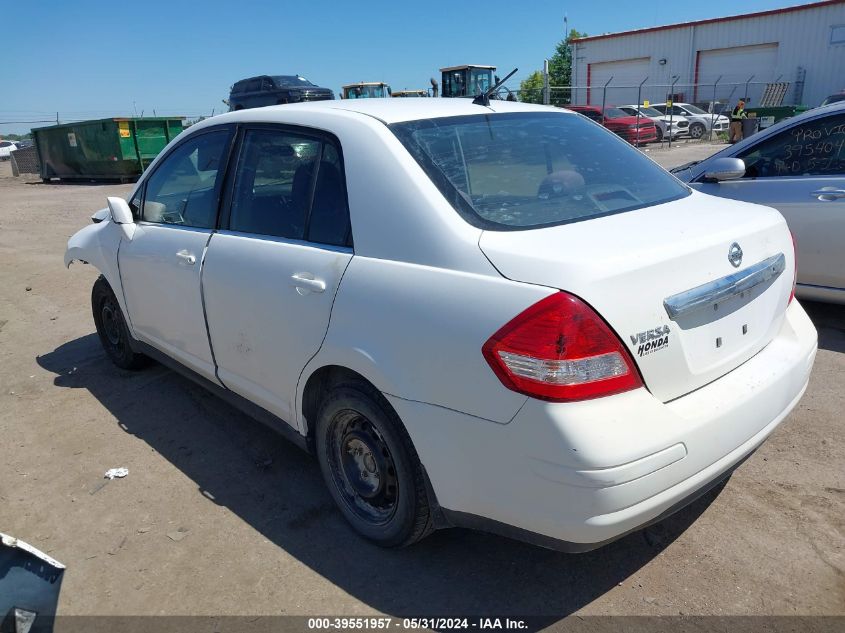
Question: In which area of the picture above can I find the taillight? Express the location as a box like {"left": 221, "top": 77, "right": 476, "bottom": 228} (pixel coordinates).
{"left": 789, "top": 232, "right": 797, "bottom": 304}
{"left": 482, "top": 292, "right": 643, "bottom": 402}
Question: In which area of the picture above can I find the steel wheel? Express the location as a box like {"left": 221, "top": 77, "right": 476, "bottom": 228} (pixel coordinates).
{"left": 100, "top": 298, "right": 123, "bottom": 347}
{"left": 315, "top": 382, "right": 434, "bottom": 547}
{"left": 327, "top": 410, "right": 399, "bottom": 525}
{"left": 91, "top": 276, "right": 149, "bottom": 370}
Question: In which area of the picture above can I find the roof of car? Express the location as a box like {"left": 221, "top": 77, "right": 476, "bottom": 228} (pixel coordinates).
{"left": 214, "top": 98, "right": 569, "bottom": 125}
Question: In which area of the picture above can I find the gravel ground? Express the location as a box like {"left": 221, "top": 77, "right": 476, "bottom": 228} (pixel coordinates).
{"left": 0, "top": 156, "right": 842, "bottom": 622}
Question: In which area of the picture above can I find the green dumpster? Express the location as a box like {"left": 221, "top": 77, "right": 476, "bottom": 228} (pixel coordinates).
{"left": 745, "top": 106, "right": 809, "bottom": 129}
{"left": 32, "top": 117, "right": 184, "bottom": 182}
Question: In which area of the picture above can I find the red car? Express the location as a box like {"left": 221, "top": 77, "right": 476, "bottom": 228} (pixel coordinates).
{"left": 566, "top": 105, "right": 658, "bottom": 145}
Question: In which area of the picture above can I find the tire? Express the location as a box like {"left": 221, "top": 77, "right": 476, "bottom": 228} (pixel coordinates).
{"left": 655, "top": 127, "right": 664, "bottom": 143}
{"left": 91, "top": 277, "right": 148, "bottom": 370}
{"left": 689, "top": 122, "right": 705, "bottom": 139}
{"left": 315, "top": 381, "right": 434, "bottom": 547}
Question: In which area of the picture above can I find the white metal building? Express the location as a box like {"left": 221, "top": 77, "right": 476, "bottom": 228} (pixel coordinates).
{"left": 570, "top": 0, "right": 845, "bottom": 107}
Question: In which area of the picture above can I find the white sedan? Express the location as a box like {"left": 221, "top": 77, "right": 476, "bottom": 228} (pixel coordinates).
{"left": 672, "top": 101, "right": 845, "bottom": 304}
{"left": 0, "top": 140, "right": 18, "bottom": 160}
{"left": 618, "top": 105, "right": 690, "bottom": 141}
{"left": 65, "top": 99, "right": 817, "bottom": 551}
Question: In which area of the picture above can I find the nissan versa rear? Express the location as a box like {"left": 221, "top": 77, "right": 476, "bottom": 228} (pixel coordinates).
{"left": 65, "top": 100, "right": 817, "bottom": 551}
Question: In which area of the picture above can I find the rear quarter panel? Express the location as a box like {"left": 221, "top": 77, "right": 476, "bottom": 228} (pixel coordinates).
{"left": 299, "top": 256, "right": 554, "bottom": 426}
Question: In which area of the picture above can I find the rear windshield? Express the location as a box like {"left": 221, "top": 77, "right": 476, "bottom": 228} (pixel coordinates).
{"left": 390, "top": 112, "right": 690, "bottom": 230}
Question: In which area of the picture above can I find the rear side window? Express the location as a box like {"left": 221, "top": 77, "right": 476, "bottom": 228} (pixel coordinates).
{"left": 228, "top": 128, "right": 350, "bottom": 245}
{"left": 390, "top": 112, "right": 690, "bottom": 230}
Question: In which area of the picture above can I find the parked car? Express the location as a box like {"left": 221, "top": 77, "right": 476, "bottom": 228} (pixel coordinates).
{"left": 820, "top": 91, "right": 845, "bottom": 107}
{"left": 618, "top": 105, "right": 690, "bottom": 142}
{"left": 228, "top": 75, "right": 334, "bottom": 110}
{"left": 66, "top": 99, "right": 816, "bottom": 552}
{"left": 565, "top": 105, "right": 658, "bottom": 145}
{"left": 652, "top": 102, "right": 730, "bottom": 139}
{"left": 672, "top": 101, "right": 845, "bottom": 304}
{"left": 0, "top": 140, "right": 18, "bottom": 160}
{"left": 692, "top": 101, "right": 731, "bottom": 117}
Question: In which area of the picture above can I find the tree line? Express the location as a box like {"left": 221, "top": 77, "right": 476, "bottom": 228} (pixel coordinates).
{"left": 519, "top": 29, "right": 586, "bottom": 105}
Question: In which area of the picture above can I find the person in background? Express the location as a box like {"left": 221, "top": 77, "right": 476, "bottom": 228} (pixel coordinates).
{"left": 730, "top": 99, "right": 747, "bottom": 143}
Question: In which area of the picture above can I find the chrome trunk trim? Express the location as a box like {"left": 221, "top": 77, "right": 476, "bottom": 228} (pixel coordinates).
{"left": 664, "top": 253, "right": 785, "bottom": 321}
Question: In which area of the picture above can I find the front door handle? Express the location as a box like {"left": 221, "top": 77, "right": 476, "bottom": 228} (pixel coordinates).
{"left": 811, "top": 188, "right": 845, "bottom": 201}
{"left": 291, "top": 273, "right": 326, "bottom": 294}
{"left": 175, "top": 250, "right": 196, "bottom": 265}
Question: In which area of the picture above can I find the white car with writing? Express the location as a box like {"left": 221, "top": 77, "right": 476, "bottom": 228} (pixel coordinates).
{"left": 672, "top": 101, "right": 845, "bottom": 304}
{"left": 65, "top": 99, "right": 817, "bottom": 551}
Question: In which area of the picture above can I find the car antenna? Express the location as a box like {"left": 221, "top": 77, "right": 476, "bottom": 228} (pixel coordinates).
{"left": 473, "top": 68, "right": 518, "bottom": 106}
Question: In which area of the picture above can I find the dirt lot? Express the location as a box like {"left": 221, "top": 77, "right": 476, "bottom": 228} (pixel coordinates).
{"left": 0, "top": 156, "right": 843, "bottom": 622}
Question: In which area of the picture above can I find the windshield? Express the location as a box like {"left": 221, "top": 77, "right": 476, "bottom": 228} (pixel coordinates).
{"left": 682, "top": 104, "right": 707, "bottom": 115}
{"left": 390, "top": 112, "right": 690, "bottom": 230}
{"left": 603, "top": 108, "right": 629, "bottom": 119}
{"left": 638, "top": 107, "right": 662, "bottom": 117}
{"left": 345, "top": 85, "right": 388, "bottom": 98}
{"left": 469, "top": 69, "right": 493, "bottom": 95}
{"left": 273, "top": 75, "right": 315, "bottom": 87}
{"left": 821, "top": 94, "right": 845, "bottom": 106}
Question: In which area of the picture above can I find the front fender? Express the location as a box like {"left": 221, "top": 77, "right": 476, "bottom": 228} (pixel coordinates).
{"left": 65, "top": 215, "right": 135, "bottom": 336}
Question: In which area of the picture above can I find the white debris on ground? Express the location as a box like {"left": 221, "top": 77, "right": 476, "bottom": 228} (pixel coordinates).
{"left": 104, "top": 467, "right": 129, "bottom": 480}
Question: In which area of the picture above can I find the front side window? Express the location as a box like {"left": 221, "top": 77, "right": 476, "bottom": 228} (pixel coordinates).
{"left": 141, "top": 129, "right": 231, "bottom": 228}
{"left": 229, "top": 128, "right": 350, "bottom": 245}
{"left": 737, "top": 113, "right": 845, "bottom": 178}
{"left": 391, "top": 112, "right": 690, "bottom": 230}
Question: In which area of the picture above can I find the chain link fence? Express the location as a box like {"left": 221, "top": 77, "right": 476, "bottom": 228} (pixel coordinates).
{"left": 508, "top": 77, "right": 806, "bottom": 145}
{"left": 10, "top": 147, "right": 40, "bottom": 176}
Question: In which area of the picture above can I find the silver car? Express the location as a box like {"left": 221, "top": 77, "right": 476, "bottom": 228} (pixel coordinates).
{"left": 672, "top": 101, "right": 845, "bottom": 304}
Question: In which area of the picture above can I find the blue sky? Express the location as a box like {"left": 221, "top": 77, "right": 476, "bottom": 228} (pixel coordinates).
{"left": 2, "top": 0, "right": 800, "bottom": 135}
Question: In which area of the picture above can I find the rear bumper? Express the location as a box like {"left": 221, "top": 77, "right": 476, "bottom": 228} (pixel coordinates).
{"left": 389, "top": 301, "right": 817, "bottom": 550}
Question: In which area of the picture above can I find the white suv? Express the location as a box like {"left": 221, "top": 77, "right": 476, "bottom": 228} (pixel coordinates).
{"left": 652, "top": 102, "right": 730, "bottom": 139}
{"left": 619, "top": 105, "right": 690, "bottom": 141}
{"left": 66, "top": 99, "right": 817, "bottom": 551}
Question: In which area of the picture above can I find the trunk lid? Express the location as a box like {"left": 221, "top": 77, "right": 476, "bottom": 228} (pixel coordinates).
{"left": 479, "top": 191, "right": 793, "bottom": 402}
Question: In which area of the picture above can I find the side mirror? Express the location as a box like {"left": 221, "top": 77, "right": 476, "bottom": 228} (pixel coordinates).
{"left": 703, "top": 157, "right": 746, "bottom": 182}
{"left": 107, "top": 197, "right": 134, "bottom": 224}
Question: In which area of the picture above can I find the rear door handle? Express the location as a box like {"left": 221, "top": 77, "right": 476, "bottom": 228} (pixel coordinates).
{"left": 291, "top": 273, "right": 326, "bottom": 294}
{"left": 811, "top": 188, "right": 845, "bottom": 201}
{"left": 175, "top": 250, "right": 196, "bottom": 265}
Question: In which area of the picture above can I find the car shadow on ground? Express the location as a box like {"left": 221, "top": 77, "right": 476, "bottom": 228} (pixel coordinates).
{"left": 38, "top": 334, "right": 725, "bottom": 622}
{"left": 801, "top": 300, "right": 845, "bottom": 353}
